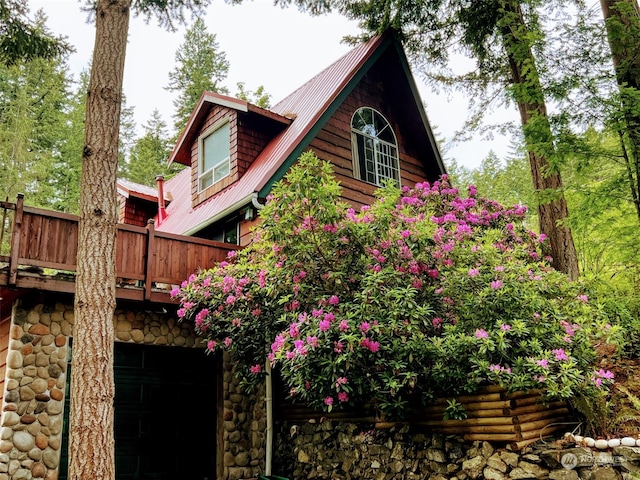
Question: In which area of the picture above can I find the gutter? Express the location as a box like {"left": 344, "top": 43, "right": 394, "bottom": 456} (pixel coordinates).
{"left": 182, "top": 193, "right": 260, "bottom": 237}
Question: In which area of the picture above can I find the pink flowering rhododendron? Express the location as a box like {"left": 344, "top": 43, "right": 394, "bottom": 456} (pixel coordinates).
{"left": 475, "top": 329, "right": 489, "bottom": 339}
{"left": 552, "top": 349, "right": 569, "bottom": 361}
{"left": 335, "top": 377, "right": 348, "bottom": 387}
{"left": 174, "top": 153, "right": 611, "bottom": 416}
{"left": 536, "top": 359, "right": 549, "bottom": 368}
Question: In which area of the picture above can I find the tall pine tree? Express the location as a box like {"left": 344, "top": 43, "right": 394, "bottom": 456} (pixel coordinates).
{"left": 0, "top": 0, "right": 70, "bottom": 64}
{"left": 125, "top": 109, "right": 179, "bottom": 185}
{"left": 166, "top": 17, "right": 229, "bottom": 133}
{"left": 0, "top": 28, "right": 71, "bottom": 207}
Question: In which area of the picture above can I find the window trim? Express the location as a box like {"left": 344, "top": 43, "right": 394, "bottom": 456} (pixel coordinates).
{"left": 351, "top": 107, "right": 400, "bottom": 186}
{"left": 198, "top": 119, "right": 231, "bottom": 192}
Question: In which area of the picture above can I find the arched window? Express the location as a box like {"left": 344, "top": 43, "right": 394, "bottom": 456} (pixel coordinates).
{"left": 351, "top": 107, "right": 400, "bottom": 186}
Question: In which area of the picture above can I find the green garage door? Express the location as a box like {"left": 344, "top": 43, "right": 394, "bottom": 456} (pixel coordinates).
{"left": 60, "top": 343, "right": 218, "bottom": 480}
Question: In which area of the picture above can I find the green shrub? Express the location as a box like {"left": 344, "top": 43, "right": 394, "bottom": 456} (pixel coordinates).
{"left": 174, "top": 152, "right": 614, "bottom": 418}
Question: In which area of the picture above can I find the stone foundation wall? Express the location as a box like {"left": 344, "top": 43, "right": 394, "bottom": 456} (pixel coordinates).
{"left": 10, "top": 299, "right": 635, "bottom": 480}
{"left": 222, "top": 354, "right": 267, "bottom": 480}
{"left": 0, "top": 300, "right": 257, "bottom": 480}
{"left": 272, "top": 421, "right": 640, "bottom": 480}
{"left": 0, "top": 302, "right": 71, "bottom": 480}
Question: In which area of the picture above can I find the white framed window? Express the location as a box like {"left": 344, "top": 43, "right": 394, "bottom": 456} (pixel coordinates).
{"left": 351, "top": 107, "right": 400, "bottom": 186}
{"left": 199, "top": 121, "right": 230, "bottom": 191}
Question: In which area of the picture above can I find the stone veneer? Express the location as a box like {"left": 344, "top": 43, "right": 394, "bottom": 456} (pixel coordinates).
{"left": 0, "top": 300, "right": 259, "bottom": 480}
{"left": 222, "top": 353, "right": 267, "bottom": 480}
{"left": 272, "top": 421, "right": 640, "bottom": 480}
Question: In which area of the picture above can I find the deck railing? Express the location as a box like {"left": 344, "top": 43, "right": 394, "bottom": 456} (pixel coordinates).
{"left": 0, "top": 195, "right": 240, "bottom": 303}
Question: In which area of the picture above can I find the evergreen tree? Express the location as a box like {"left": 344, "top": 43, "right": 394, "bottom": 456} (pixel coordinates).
{"left": 0, "top": 1, "right": 70, "bottom": 64}
{"left": 117, "top": 94, "right": 137, "bottom": 176}
{"left": 0, "top": 41, "right": 71, "bottom": 207}
{"left": 599, "top": 0, "right": 640, "bottom": 224}
{"left": 235, "top": 82, "right": 271, "bottom": 108}
{"left": 50, "top": 70, "right": 89, "bottom": 213}
{"left": 467, "top": 150, "right": 534, "bottom": 215}
{"left": 166, "top": 17, "right": 229, "bottom": 133}
{"left": 125, "top": 109, "right": 180, "bottom": 186}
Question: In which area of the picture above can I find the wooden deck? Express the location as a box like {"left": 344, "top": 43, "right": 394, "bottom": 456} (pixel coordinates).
{"left": 0, "top": 195, "right": 240, "bottom": 304}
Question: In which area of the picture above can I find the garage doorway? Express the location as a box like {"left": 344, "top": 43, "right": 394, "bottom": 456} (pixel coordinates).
{"left": 60, "top": 342, "right": 218, "bottom": 480}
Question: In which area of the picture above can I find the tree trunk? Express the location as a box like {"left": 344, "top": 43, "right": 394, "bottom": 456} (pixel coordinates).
{"left": 69, "top": 1, "right": 130, "bottom": 479}
{"left": 498, "top": 0, "right": 580, "bottom": 279}
{"left": 600, "top": 0, "right": 640, "bottom": 224}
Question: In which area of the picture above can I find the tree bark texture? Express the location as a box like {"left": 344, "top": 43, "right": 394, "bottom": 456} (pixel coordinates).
{"left": 600, "top": 0, "right": 640, "bottom": 224}
{"left": 498, "top": 0, "right": 580, "bottom": 280}
{"left": 69, "top": 1, "right": 130, "bottom": 479}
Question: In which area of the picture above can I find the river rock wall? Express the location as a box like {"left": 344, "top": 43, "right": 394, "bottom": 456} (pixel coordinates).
{"left": 272, "top": 420, "right": 640, "bottom": 480}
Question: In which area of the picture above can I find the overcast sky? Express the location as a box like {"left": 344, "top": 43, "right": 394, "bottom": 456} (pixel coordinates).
{"left": 31, "top": 0, "right": 516, "bottom": 169}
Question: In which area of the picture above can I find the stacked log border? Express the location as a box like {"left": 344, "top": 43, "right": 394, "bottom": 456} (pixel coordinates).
{"left": 279, "top": 386, "right": 570, "bottom": 450}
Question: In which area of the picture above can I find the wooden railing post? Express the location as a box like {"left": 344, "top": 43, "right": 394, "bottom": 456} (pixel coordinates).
{"left": 144, "top": 219, "right": 156, "bottom": 301}
{"left": 8, "top": 194, "right": 24, "bottom": 285}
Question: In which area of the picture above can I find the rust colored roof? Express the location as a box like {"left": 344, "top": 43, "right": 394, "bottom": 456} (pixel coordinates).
{"left": 157, "top": 33, "right": 421, "bottom": 235}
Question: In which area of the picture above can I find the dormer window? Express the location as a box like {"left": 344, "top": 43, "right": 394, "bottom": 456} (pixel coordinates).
{"left": 199, "top": 121, "right": 230, "bottom": 191}
{"left": 351, "top": 107, "right": 400, "bottom": 186}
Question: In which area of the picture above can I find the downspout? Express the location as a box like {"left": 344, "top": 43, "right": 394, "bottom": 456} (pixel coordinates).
{"left": 155, "top": 175, "right": 167, "bottom": 226}
{"left": 250, "top": 196, "right": 273, "bottom": 476}
{"left": 265, "top": 361, "right": 273, "bottom": 476}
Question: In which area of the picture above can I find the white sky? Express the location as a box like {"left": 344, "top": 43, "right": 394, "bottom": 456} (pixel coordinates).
{"left": 31, "top": 0, "right": 516, "bottom": 170}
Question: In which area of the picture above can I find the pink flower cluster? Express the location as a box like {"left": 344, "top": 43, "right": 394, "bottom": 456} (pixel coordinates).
{"left": 592, "top": 368, "right": 614, "bottom": 388}
{"left": 489, "top": 364, "right": 511, "bottom": 374}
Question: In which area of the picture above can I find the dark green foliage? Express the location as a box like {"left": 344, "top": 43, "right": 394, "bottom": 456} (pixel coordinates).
{"left": 0, "top": 1, "right": 71, "bottom": 65}
{"left": 46, "top": 71, "right": 87, "bottom": 213}
{"left": 82, "top": 0, "right": 211, "bottom": 30}
{"left": 0, "top": 50, "right": 72, "bottom": 208}
{"left": 124, "top": 109, "right": 183, "bottom": 185}
{"left": 164, "top": 16, "right": 272, "bottom": 137}
{"left": 166, "top": 18, "right": 229, "bottom": 132}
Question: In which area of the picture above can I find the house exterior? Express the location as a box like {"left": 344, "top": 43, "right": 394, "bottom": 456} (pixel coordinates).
{"left": 0, "top": 31, "right": 445, "bottom": 480}
{"left": 120, "top": 31, "right": 445, "bottom": 246}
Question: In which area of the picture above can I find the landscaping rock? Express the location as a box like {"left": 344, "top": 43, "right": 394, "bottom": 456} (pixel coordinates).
{"left": 549, "top": 469, "right": 579, "bottom": 480}
{"left": 462, "top": 455, "right": 486, "bottom": 479}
